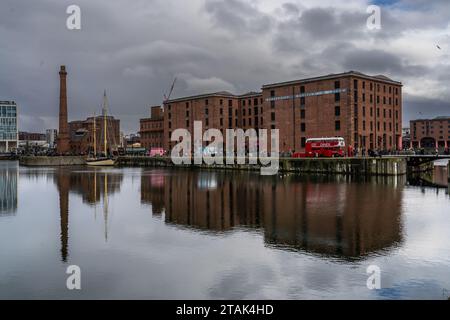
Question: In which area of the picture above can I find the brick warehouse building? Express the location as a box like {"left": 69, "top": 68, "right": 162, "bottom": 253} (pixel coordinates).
{"left": 261, "top": 71, "right": 403, "bottom": 153}
{"left": 162, "top": 91, "right": 267, "bottom": 152}
{"left": 69, "top": 116, "right": 120, "bottom": 155}
{"left": 410, "top": 117, "right": 450, "bottom": 151}
{"left": 140, "top": 106, "right": 164, "bottom": 150}
{"left": 160, "top": 71, "right": 402, "bottom": 154}
{"left": 164, "top": 91, "right": 239, "bottom": 151}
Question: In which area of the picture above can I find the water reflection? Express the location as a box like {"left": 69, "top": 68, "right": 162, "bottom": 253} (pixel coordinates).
{"left": 0, "top": 161, "right": 18, "bottom": 216}
{"left": 2, "top": 162, "right": 450, "bottom": 299}
{"left": 2, "top": 163, "right": 406, "bottom": 260}
{"left": 51, "top": 168, "right": 123, "bottom": 261}
{"left": 141, "top": 170, "right": 405, "bottom": 259}
{"left": 408, "top": 165, "right": 450, "bottom": 198}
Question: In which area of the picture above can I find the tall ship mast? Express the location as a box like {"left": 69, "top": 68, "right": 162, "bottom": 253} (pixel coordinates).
{"left": 102, "top": 90, "right": 108, "bottom": 157}
{"left": 86, "top": 90, "right": 116, "bottom": 166}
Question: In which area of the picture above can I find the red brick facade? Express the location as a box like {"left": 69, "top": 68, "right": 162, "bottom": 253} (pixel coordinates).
{"left": 262, "top": 72, "right": 403, "bottom": 152}
{"left": 69, "top": 116, "right": 120, "bottom": 155}
{"left": 163, "top": 92, "right": 241, "bottom": 151}
{"left": 57, "top": 66, "right": 71, "bottom": 154}
{"left": 160, "top": 71, "right": 402, "bottom": 153}
{"left": 410, "top": 117, "right": 450, "bottom": 151}
{"left": 140, "top": 106, "right": 164, "bottom": 150}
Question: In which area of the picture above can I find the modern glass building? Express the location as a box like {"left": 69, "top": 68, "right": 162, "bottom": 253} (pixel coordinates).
{"left": 0, "top": 101, "right": 18, "bottom": 153}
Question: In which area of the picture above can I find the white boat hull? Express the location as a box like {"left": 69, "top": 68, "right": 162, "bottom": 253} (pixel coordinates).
{"left": 86, "top": 158, "right": 116, "bottom": 166}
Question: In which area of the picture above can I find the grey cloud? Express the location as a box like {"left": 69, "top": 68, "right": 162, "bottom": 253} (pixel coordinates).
{"left": 281, "top": 3, "right": 301, "bottom": 16}
{"left": 403, "top": 95, "right": 450, "bottom": 126}
{"left": 0, "top": 0, "right": 449, "bottom": 134}
{"left": 341, "top": 48, "right": 429, "bottom": 78}
{"left": 204, "top": 0, "right": 273, "bottom": 35}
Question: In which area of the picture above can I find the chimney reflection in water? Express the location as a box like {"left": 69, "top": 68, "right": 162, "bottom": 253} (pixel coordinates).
{"left": 55, "top": 168, "right": 121, "bottom": 262}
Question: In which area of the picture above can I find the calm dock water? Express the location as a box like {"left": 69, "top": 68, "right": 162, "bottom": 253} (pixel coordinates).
{"left": 0, "top": 161, "right": 449, "bottom": 299}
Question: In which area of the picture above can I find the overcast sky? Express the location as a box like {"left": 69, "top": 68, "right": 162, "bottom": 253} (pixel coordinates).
{"left": 1, "top": 0, "right": 449, "bottom": 134}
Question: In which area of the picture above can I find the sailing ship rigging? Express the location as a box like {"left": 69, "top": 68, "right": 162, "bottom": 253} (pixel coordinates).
{"left": 86, "top": 91, "right": 117, "bottom": 166}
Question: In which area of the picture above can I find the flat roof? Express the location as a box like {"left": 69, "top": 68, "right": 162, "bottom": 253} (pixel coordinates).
{"left": 239, "top": 91, "right": 263, "bottom": 98}
{"left": 165, "top": 91, "right": 236, "bottom": 104}
{"left": 140, "top": 117, "right": 163, "bottom": 122}
{"left": 411, "top": 116, "right": 450, "bottom": 122}
{"left": 0, "top": 101, "right": 17, "bottom": 105}
{"left": 262, "top": 71, "right": 402, "bottom": 89}
{"left": 165, "top": 90, "right": 263, "bottom": 104}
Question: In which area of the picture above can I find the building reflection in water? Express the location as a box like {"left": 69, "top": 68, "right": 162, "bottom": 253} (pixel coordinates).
{"left": 53, "top": 168, "right": 123, "bottom": 262}
{"left": 0, "top": 161, "right": 18, "bottom": 216}
{"left": 141, "top": 171, "right": 405, "bottom": 259}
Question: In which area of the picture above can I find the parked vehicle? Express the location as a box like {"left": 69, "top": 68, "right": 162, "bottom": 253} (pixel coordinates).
{"left": 294, "top": 137, "right": 346, "bottom": 158}
{"left": 148, "top": 148, "right": 165, "bottom": 157}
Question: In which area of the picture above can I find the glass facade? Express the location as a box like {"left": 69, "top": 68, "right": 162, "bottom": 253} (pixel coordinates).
{"left": 0, "top": 101, "right": 18, "bottom": 141}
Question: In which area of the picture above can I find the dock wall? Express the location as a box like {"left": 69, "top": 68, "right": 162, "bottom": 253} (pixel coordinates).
{"left": 116, "top": 156, "right": 407, "bottom": 176}
{"left": 19, "top": 156, "right": 86, "bottom": 166}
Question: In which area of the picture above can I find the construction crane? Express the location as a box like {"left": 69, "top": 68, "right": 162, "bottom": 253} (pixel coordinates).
{"left": 163, "top": 78, "right": 177, "bottom": 103}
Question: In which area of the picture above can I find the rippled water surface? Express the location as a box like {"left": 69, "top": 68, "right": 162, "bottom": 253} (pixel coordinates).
{"left": 0, "top": 161, "right": 449, "bottom": 299}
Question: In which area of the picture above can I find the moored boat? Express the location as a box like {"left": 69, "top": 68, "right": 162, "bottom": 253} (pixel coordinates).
{"left": 86, "top": 91, "right": 117, "bottom": 167}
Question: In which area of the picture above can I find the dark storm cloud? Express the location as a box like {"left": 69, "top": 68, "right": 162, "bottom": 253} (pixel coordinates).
{"left": 341, "top": 48, "right": 429, "bottom": 77}
{"left": 204, "top": 0, "right": 273, "bottom": 35}
{"left": 298, "top": 8, "right": 366, "bottom": 40}
{"left": 281, "top": 3, "right": 301, "bottom": 16}
{"left": 403, "top": 95, "right": 450, "bottom": 125}
{"left": 0, "top": 0, "right": 449, "bottom": 133}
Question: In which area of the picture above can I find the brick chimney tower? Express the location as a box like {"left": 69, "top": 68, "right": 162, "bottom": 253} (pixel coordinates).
{"left": 56, "top": 65, "right": 70, "bottom": 154}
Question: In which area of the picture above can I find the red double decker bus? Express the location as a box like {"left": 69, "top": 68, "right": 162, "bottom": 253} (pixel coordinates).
{"left": 295, "top": 137, "right": 346, "bottom": 158}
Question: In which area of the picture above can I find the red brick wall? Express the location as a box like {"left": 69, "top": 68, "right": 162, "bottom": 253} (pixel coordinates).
{"left": 160, "top": 74, "right": 402, "bottom": 154}
{"left": 262, "top": 75, "right": 402, "bottom": 152}
{"left": 411, "top": 118, "right": 450, "bottom": 149}
{"left": 164, "top": 94, "right": 240, "bottom": 151}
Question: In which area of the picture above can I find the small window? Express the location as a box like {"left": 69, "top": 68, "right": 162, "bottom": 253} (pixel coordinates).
{"left": 335, "top": 121, "right": 341, "bottom": 131}
{"left": 335, "top": 81, "right": 340, "bottom": 89}
{"left": 335, "top": 93, "right": 340, "bottom": 102}
{"left": 335, "top": 106, "right": 341, "bottom": 116}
